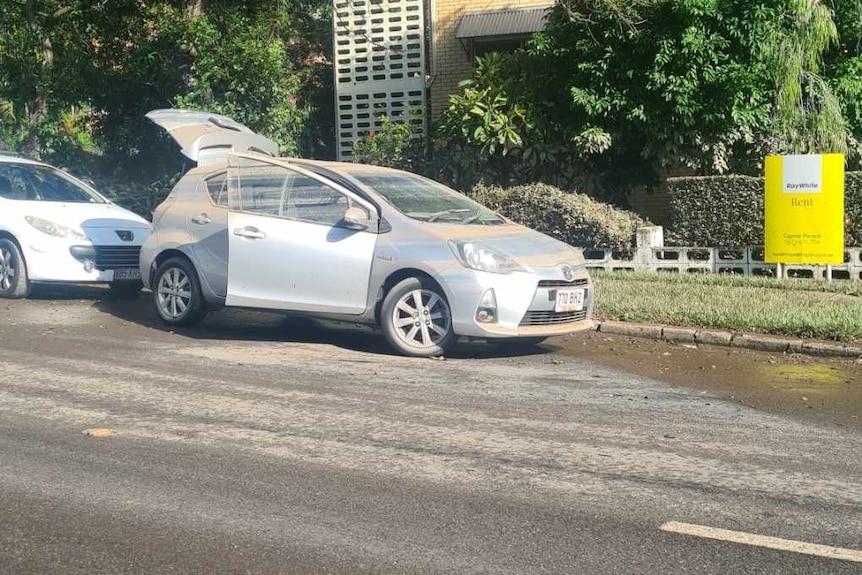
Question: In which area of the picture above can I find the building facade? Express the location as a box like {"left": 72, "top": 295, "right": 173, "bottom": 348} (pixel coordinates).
{"left": 430, "top": 0, "right": 553, "bottom": 118}
{"left": 333, "top": 0, "right": 552, "bottom": 160}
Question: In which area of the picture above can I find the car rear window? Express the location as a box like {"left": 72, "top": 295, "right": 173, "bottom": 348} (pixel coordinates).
{"left": 0, "top": 164, "right": 104, "bottom": 203}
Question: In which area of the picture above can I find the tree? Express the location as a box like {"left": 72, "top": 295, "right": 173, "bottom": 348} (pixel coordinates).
{"left": 436, "top": 1, "right": 862, "bottom": 199}
{"left": 0, "top": 1, "right": 333, "bottom": 155}
{"left": 763, "top": 0, "right": 846, "bottom": 154}
{"left": 827, "top": 0, "right": 862, "bottom": 161}
{"left": 532, "top": 1, "right": 778, "bottom": 177}
{"left": 436, "top": 53, "right": 532, "bottom": 188}
{"left": 0, "top": 0, "right": 92, "bottom": 157}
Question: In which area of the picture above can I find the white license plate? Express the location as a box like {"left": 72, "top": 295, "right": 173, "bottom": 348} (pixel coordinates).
{"left": 555, "top": 288, "right": 585, "bottom": 312}
{"left": 113, "top": 268, "right": 141, "bottom": 280}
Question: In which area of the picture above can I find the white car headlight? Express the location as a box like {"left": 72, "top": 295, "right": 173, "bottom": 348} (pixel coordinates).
{"left": 449, "top": 240, "right": 525, "bottom": 274}
{"left": 25, "top": 216, "right": 88, "bottom": 241}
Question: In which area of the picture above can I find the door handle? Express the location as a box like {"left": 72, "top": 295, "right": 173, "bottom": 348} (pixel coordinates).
{"left": 191, "top": 214, "right": 212, "bottom": 225}
{"left": 233, "top": 226, "right": 266, "bottom": 240}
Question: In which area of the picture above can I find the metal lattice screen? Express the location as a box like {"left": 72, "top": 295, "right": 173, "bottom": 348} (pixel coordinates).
{"left": 333, "top": 0, "right": 427, "bottom": 160}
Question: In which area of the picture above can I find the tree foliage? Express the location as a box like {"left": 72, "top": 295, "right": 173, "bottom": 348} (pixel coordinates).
{"left": 436, "top": 0, "right": 862, "bottom": 199}
{"left": 0, "top": 1, "right": 333, "bottom": 171}
{"left": 350, "top": 115, "right": 420, "bottom": 170}
{"left": 533, "top": 0, "right": 785, "bottom": 175}
{"left": 435, "top": 54, "right": 531, "bottom": 189}
{"left": 434, "top": 51, "right": 617, "bottom": 191}
{"left": 763, "top": 0, "right": 844, "bottom": 154}
{"left": 828, "top": 0, "right": 862, "bottom": 159}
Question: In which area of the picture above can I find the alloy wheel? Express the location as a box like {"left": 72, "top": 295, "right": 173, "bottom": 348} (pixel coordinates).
{"left": 0, "top": 247, "right": 15, "bottom": 291}
{"left": 157, "top": 267, "right": 192, "bottom": 319}
{"left": 391, "top": 288, "right": 452, "bottom": 349}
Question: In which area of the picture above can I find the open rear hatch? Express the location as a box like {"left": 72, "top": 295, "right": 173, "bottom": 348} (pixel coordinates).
{"left": 145, "top": 109, "right": 279, "bottom": 165}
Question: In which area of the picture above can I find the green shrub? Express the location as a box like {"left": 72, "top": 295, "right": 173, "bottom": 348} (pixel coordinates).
{"left": 468, "top": 182, "right": 648, "bottom": 249}
{"left": 668, "top": 173, "right": 862, "bottom": 246}
{"left": 351, "top": 115, "right": 421, "bottom": 170}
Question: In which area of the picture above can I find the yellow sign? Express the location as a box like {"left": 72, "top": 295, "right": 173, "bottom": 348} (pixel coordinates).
{"left": 764, "top": 154, "right": 844, "bottom": 264}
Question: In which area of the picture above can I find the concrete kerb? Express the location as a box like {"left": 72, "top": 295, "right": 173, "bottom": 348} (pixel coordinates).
{"left": 595, "top": 321, "right": 862, "bottom": 359}
{"left": 695, "top": 329, "right": 733, "bottom": 347}
{"left": 661, "top": 326, "right": 697, "bottom": 344}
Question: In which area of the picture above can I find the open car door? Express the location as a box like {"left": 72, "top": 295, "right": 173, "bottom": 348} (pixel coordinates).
{"left": 224, "top": 153, "right": 379, "bottom": 314}
{"left": 145, "top": 109, "right": 279, "bottom": 165}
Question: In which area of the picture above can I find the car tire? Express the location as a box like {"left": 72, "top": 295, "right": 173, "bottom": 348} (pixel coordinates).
{"left": 109, "top": 280, "right": 144, "bottom": 299}
{"left": 152, "top": 257, "right": 207, "bottom": 327}
{"left": 0, "top": 238, "right": 32, "bottom": 299}
{"left": 381, "top": 277, "right": 456, "bottom": 357}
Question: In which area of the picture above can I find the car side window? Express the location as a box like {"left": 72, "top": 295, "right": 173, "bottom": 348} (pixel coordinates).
{"left": 204, "top": 172, "right": 228, "bottom": 207}
{"left": 236, "top": 164, "right": 290, "bottom": 216}
{"left": 284, "top": 175, "right": 355, "bottom": 226}
{"left": 0, "top": 167, "right": 30, "bottom": 200}
{"left": 228, "top": 157, "right": 366, "bottom": 226}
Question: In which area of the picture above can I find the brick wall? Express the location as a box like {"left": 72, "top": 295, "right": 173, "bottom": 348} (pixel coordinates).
{"left": 429, "top": 0, "right": 551, "bottom": 118}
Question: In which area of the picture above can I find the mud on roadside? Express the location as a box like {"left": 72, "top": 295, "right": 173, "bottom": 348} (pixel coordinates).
{"left": 4, "top": 283, "right": 861, "bottom": 431}
{"left": 556, "top": 331, "right": 862, "bottom": 431}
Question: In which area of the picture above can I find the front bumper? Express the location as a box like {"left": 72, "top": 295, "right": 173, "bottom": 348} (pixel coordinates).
{"left": 444, "top": 264, "right": 594, "bottom": 339}
{"left": 23, "top": 236, "right": 145, "bottom": 283}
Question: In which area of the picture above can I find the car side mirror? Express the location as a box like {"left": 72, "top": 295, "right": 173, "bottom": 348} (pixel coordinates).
{"left": 342, "top": 206, "right": 371, "bottom": 230}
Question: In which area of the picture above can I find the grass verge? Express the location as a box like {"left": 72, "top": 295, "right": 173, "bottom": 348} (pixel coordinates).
{"left": 592, "top": 270, "right": 862, "bottom": 342}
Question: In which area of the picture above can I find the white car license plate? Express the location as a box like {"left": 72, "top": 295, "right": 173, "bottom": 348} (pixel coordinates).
{"left": 555, "top": 288, "right": 585, "bottom": 312}
{"left": 113, "top": 268, "right": 141, "bottom": 281}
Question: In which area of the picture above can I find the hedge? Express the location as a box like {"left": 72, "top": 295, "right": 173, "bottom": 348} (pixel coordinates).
{"left": 667, "top": 172, "right": 862, "bottom": 247}
{"left": 666, "top": 175, "right": 763, "bottom": 246}
{"left": 469, "top": 182, "right": 649, "bottom": 249}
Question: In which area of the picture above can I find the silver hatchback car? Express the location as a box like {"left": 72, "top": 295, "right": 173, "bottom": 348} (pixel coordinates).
{"left": 141, "top": 110, "right": 594, "bottom": 357}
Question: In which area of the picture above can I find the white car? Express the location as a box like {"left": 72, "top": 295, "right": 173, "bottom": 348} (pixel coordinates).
{"left": 0, "top": 153, "right": 151, "bottom": 298}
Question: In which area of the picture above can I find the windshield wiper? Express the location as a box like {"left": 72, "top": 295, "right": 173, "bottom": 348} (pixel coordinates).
{"left": 426, "top": 208, "right": 472, "bottom": 222}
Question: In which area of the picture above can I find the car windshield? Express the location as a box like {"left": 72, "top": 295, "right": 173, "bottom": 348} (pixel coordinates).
{"left": 0, "top": 163, "right": 105, "bottom": 203}
{"left": 346, "top": 170, "right": 504, "bottom": 225}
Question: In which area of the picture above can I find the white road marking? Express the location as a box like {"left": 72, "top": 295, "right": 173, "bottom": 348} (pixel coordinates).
{"left": 660, "top": 522, "right": 862, "bottom": 563}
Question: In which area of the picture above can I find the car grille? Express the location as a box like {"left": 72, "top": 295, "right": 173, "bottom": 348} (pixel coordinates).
{"left": 538, "top": 278, "right": 589, "bottom": 288}
{"left": 94, "top": 246, "right": 141, "bottom": 270}
{"left": 519, "top": 310, "right": 588, "bottom": 326}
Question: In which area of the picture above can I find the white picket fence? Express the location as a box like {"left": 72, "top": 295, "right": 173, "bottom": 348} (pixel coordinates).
{"left": 584, "top": 227, "right": 862, "bottom": 281}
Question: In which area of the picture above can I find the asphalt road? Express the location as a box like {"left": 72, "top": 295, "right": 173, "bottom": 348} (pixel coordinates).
{"left": 1, "top": 285, "right": 860, "bottom": 574}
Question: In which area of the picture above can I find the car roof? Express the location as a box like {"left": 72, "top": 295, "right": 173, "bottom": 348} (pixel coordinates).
{"left": 180, "top": 154, "right": 423, "bottom": 215}
{"left": 0, "top": 153, "right": 48, "bottom": 168}
{"left": 288, "top": 158, "right": 406, "bottom": 176}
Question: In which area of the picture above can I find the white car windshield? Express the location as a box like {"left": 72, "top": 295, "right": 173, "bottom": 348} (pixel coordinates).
{"left": 0, "top": 164, "right": 105, "bottom": 203}
{"left": 347, "top": 170, "right": 504, "bottom": 225}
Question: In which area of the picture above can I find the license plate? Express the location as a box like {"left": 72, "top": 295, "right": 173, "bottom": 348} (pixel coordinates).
{"left": 113, "top": 268, "right": 141, "bottom": 280}
{"left": 555, "top": 288, "right": 585, "bottom": 312}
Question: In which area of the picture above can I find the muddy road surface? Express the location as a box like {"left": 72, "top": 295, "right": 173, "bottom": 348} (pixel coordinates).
{"left": 1, "top": 285, "right": 860, "bottom": 574}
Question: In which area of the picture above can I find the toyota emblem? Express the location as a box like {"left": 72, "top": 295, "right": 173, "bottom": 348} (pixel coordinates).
{"left": 562, "top": 266, "right": 573, "bottom": 281}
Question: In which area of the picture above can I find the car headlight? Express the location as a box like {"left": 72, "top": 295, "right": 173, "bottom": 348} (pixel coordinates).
{"left": 449, "top": 240, "right": 525, "bottom": 274}
{"left": 25, "top": 216, "right": 88, "bottom": 241}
